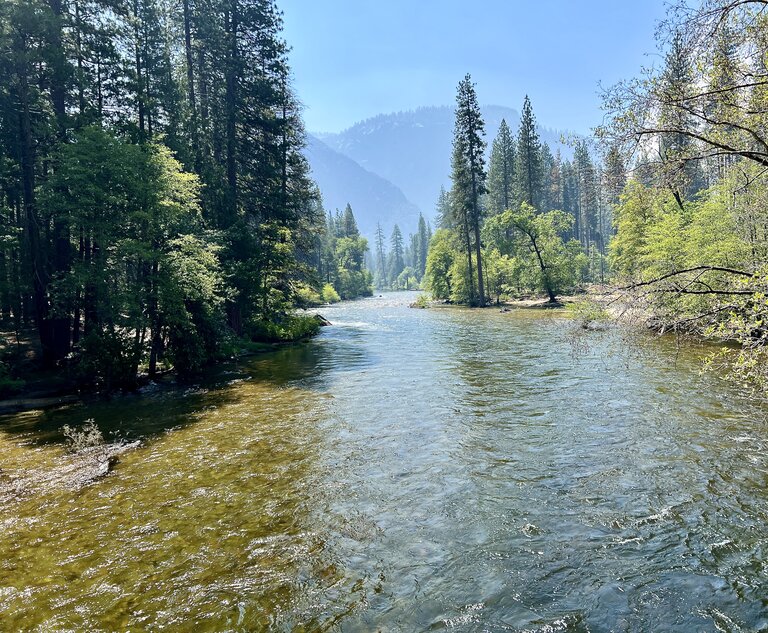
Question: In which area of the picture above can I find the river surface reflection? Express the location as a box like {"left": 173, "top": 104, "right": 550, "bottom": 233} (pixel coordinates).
{"left": 1, "top": 292, "right": 767, "bottom": 631}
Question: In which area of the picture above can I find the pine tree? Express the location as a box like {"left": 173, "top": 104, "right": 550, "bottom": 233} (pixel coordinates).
{"left": 342, "top": 203, "right": 359, "bottom": 237}
{"left": 574, "top": 140, "right": 598, "bottom": 249}
{"left": 660, "top": 31, "right": 705, "bottom": 202}
{"left": 389, "top": 224, "right": 405, "bottom": 282}
{"left": 515, "top": 95, "right": 543, "bottom": 210}
{"left": 549, "top": 150, "right": 564, "bottom": 213}
{"left": 435, "top": 185, "right": 451, "bottom": 229}
{"left": 487, "top": 118, "right": 516, "bottom": 215}
{"left": 374, "top": 222, "right": 387, "bottom": 289}
{"left": 416, "top": 213, "right": 429, "bottom": 279}
{"left": 451, "top": 74, "right": 487, "bottom": 306}
{"left": 561, "top": 159, "right": 579, "bottom": 242}
{"left": 539, "top": 142, "right": 555, "bottom": 211}
{"left": 0, "top": 0, "right": 327, "bottom": 382}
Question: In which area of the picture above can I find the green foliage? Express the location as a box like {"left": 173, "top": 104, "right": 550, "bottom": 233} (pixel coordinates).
{"left": 248, "top": 314, "right": 321, "bottom": 344}
{"left": 0, "top": 0, "right": 325, "bottom": 390}
{"left": 76, "top": 330, "right": 142, "bottom": 391}
{"left": 0, "top": 361, "right": 24, "bottom": 398}
{"left": 486, "top": 204, "right": 582, "bottom": 301}
{"left": 321, "top": 283, "right": 341, "bottom": 304}
{"left": 295, "top": 284, "right": 323, "bottom": 308}
{"left": 316, "top": 206, "right": 373, "bottom": 301}
{"left": 428, "top": 91, "right": 602, "bottom": 306}
{"left": 425, "top": 229, "right": 456, "bottom": 301}
{"left": 395, "top": 267, "right": 418, "bottom": 291}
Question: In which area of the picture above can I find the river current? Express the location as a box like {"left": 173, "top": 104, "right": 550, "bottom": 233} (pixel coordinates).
{"left": 1, "top": 292, "right": 767, "bottom": 631}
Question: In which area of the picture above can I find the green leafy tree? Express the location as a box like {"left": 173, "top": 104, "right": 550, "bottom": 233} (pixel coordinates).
{"left": 425, "top": 229, "right": 455, "bottom": 301}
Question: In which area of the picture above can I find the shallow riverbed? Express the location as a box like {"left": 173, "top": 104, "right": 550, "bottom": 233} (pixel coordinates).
{"left": 1, "top": 292, "right": 767, "bottom": 631}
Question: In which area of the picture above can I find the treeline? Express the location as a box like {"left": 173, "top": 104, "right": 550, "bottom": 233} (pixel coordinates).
{"left": 309, "top": 203, "right": 372, "bottom": 304}
{"left": 426, "top": 76, "right": 625, "bottom": 306}
{"left": 371, "top": 214, "right": 431, "bottom": 291}
{"left": 599, "top": 0, "right": 768, "bottom": 389}
{"left": 0, "top": 0, "right": 347, "bottom": 390}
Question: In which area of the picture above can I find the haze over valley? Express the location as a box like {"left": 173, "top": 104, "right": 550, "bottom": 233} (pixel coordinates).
{"left": 306, "top": 104, "right": 573, "bottom": 236}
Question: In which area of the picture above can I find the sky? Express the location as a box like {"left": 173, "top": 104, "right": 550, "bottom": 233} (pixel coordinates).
{"left": 279, "top": 0, "right": 669, "bottom": 135}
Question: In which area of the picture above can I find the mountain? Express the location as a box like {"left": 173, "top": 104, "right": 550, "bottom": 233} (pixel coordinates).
{"left": 304, "top": 134, "right": 422, "bottom": 238}
{"left": 317, "top": 105, "right": 574, "bottom": 218}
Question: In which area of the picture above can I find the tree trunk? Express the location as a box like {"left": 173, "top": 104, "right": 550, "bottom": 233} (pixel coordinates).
{"left": 133, "top": 0, "right": 146, "bottom": 138}
{"left": 530, "top": 234, "right": 557, "bottom": 303}
{"left": 225, "top": 0, "right": 238, "bottom": 213}
{"left": 461, "top": 210, "right": 475, "bottom": 305}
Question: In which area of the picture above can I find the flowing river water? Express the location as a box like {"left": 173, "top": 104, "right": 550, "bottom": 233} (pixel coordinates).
{"left": 1, "top": 292, "right": 767, "bottom": 631}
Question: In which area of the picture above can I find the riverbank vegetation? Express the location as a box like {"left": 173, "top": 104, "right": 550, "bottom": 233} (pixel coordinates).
{"left": 600, "top": 0, "right": 768, "bottom": 390}
{"left": 425, "top": 80, "right": 620, "bottom": 306}
{"left": 369, "top": 214, "right": 431, "bottom": 292}
{"left": 424, "top": 0, "right": 768, "bottom": 390}
{"left": 0, "top": 0, "right": 371, "bottom": 393}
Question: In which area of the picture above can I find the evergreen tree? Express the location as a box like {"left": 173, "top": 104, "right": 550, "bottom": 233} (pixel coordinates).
{"left": 374, "top": 222, "right": 387, "bottom": 289}
{"left": 435, "top": 185, "right": 451, "bottom": 229}
{"left": 574, "top": 140, "right": 598, "bottom": 249}
{"left": 659, "top": 31, "right": 705, "bottom": 202}
{"left": 0, "top": 0, "right": 330, "bottom": 384}
{"left": 416, "top": 213, "right": 429, "bottom": 279}
{"left": 539, "top": 142, "right": 555, "bottom": 211}
{"left": 487, "top": 118, "right": 515, "bottom": 215}
{"left": 342, "top": 203, "right": 359, "bottom": 237}
{"left": 602, "top": 145, "right": 627, "bottom": 215}
{"left": 515, "top": 95, "right": 543, "bottom": 210}
{"left": 389, "top": 224, "right": 405, "bottom": 282}
{"left": 451, "top": 74, "right": 487, "bottom": 306}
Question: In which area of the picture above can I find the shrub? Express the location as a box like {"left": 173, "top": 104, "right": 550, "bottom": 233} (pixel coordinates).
{"left": 76, "top": 330, "right": 140, "bottom": 391}
{"left": 248, "top": 314, "right": 321, "bottom": 343}
{"left": 295, "top": 284, "right": 322, "bottom": 308}
{"left": 321, "top": 283, "right": 341, "bottom": 304}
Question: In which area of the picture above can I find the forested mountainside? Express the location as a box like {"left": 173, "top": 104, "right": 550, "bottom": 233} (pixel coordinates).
{"left": 318, "top": 105, "right": 571, "bottom": 215}
{"left": 305, "top": 134, "right": 420, "bottom": 238}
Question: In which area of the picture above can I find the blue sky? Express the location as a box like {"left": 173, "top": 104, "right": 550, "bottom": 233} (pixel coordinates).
{"left": 279, "top": 0, "right": 668, "bottom": 135}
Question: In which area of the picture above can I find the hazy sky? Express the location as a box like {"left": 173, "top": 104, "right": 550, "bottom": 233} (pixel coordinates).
{"left": 280, "top": 0, "right": 668, "bottom": 135}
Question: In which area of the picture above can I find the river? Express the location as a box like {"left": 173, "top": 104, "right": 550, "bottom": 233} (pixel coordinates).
{"left": 1, "top": 292, "right": 767, "bottom": 631}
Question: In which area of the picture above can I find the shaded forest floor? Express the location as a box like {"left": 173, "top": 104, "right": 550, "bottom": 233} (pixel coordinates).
{"left": 0, "top": 329, "right": 81, "bottom": 413}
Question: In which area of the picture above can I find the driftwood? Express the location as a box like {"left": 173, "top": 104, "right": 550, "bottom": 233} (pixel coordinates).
{"left": 314, "top": 314, "right": 332, "bottom": 326}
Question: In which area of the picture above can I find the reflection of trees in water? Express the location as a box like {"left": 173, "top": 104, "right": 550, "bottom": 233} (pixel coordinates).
{"left": 0, "top": 340, "right": 371, "bottom": 630}
{"left": 243, "top": 336, "right": 377, "bottom": 390}
{"left": 0, "top": 335, "right": 377, "bottom": 446}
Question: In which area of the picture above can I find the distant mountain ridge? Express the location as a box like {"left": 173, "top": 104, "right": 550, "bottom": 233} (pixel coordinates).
{"left": 303, "top": 105, "right": 576, "bottom": 238}
{"left": 316, "top": 105, "right": 574, "bottom": 218}
{"left": 304, "top": 134, "right": 420, "bottom": 239}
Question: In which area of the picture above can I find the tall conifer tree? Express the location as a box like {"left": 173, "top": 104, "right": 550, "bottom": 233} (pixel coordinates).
{"left": 451, "top": 74, "right": 487, "bottom": 306}
{"left": 487, "top": 118, "right": 516, "bottom": 215}
{"left": 515, "top": 95, "right": 543, "bottom": 210}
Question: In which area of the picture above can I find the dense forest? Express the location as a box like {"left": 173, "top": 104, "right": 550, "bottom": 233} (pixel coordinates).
{"left": 424, "top": 82, "right": 622, "bottom": 306}
{"left": 424, "top": 0, "right": 768, "bottom": 390}
{"left": 0, "top": 0, "right": 372, "bottom": 391}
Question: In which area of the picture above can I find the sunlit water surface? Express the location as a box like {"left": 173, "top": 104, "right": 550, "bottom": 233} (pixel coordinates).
{"left": 1, "top": 292, "right": 767, "bottom": 631}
